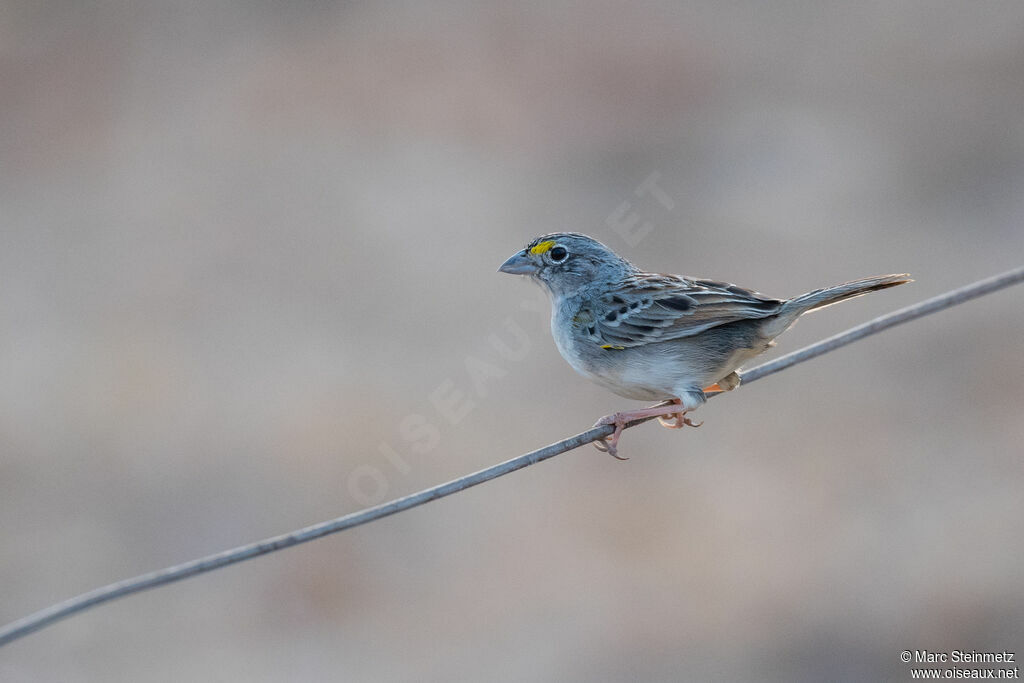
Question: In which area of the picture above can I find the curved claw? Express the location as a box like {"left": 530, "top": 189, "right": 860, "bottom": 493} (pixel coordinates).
{"left": 592, "top": 415, "right": 629, "bottom": 460}
{"left": 657, "top": 412, "right": 703, "bottom": 429}
{"left": 658, "top": 413, "right": 685, "bottom": 429}
{"left": 594, "top": 437, "right": 629, "bottom": 460}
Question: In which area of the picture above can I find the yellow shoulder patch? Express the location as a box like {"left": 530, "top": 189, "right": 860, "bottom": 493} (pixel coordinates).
{"left": 600, "top": 344, "right": 625, "bottom": 350}
{"left": 529, "top": 240, "right": 556, "bottom": 255}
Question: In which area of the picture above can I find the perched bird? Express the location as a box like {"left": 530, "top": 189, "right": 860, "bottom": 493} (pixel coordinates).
{"left": 499, "top": 233, "right": 910, "bottom": 458}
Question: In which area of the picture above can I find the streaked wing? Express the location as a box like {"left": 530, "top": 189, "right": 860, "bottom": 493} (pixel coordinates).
{"left": 589, "top": 274, "right": 784, "bottom": 348}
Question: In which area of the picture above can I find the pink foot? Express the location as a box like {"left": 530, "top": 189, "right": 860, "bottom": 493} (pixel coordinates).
{"left": 592, "top": 413, "right": 630, "bottom": 460}
{"left": 658, "top": 412, "right": 703, "bottom": 429}
{"left": 592, "top": 400, "right": 699, "bottom": 459}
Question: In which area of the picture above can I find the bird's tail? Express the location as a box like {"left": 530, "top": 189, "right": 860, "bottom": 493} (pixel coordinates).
{"left": 763, "top": 274, "right": 912, "bottom": 338}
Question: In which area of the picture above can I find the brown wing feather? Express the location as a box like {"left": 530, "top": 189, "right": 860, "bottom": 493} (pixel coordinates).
{"left": 592, "top": 275, "right": 784, "bottom": 347}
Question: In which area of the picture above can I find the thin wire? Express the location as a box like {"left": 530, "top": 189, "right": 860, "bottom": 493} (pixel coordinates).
{"left": 1, "top": 265, "right": 1022, "bottom": 648}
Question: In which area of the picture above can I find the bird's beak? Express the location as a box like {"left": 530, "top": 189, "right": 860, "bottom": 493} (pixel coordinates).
{"left": 498, "top": 251, "right": 538, "bottom": 275}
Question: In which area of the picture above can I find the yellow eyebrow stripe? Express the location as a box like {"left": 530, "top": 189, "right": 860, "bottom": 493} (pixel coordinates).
{"left": 529, "top": 240, "right": 556, "bottom": 255}
{"left": 600, "top": 344, "right": 625, "bottom": 350}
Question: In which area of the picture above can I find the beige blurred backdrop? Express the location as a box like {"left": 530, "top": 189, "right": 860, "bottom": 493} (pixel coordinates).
{"left": 2, "top": 2, "right": 1023, "bottom": 681}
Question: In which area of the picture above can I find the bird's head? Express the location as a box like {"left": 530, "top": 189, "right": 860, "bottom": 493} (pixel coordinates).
{"left": 498, "top": 233, "right": 635, "bottom": 298}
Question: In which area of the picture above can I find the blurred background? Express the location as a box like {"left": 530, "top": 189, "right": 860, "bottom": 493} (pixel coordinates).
{"left": 2, "top": 1, "right": 1023, "bottom": 681}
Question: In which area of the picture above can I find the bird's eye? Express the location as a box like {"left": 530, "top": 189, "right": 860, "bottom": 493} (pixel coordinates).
{"left": 549, "top": 246, "right": 568, "bottom": 262}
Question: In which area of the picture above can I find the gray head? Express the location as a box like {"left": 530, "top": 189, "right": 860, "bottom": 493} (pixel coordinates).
{"left": 498, "top": 233, "right": 637, "bottom": 298}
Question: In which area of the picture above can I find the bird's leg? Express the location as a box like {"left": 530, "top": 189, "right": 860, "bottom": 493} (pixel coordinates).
{"left": 593, "top": 401, "right": 696, "bottom": 459}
